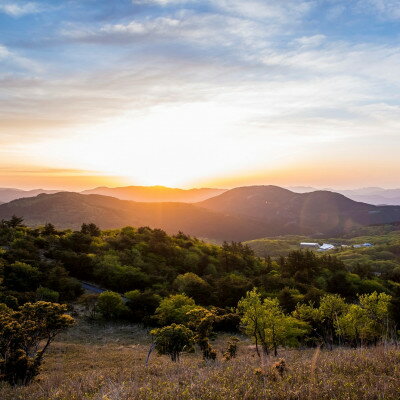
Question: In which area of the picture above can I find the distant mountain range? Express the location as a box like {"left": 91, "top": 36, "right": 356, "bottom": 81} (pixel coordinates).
{"left": 289, "top": 186, "right": 400, "bottom": 206}
{"left": 1, "top": 185, "right": 400, "bottom": 241}
{"left": 2, "top": 185, "right": 400, "bottom": 205}
{"left": 0, "top": 188, "right": 62, "bottom": 203}
{"left": 81, "top": 186, "right": 225, "bottom": 203}
{"left": 0, "top": 192, "right": 268, "bottom": 241}
{"left": 0, "top": 186, "right": 224, "bottom": 204}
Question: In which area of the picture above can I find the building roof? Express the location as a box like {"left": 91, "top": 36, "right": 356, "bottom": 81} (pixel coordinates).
{"left": 319, "top": 243, "right": 335, "bottom": 250}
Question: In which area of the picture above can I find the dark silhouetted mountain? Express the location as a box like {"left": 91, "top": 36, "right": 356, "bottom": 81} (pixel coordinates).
{"left": 199, "top": 185, "right": 400, "bottom": 236}
{"left": 2, "top": 187, "right": 400, "bottom": 241}
{"left": 81, "top": 185, "right": 226, "bottom": 203}
{"left": 0, "top": 192, "right": 269, "bottom": 241}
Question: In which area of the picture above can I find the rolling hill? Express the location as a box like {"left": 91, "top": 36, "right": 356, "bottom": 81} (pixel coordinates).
{"left": 289, "top": 186, "right": 400, "bottom": 205}
{"left": 1, "top": 186, "right": 400, "bottom": 241}
{"left": 0, "top": 192, "right": 269, "bottom": 241}
{"left": 81, "top": 185, "right": 225, "bottom": 202}
{"left": 199, "top": 185, "right": 400, "bottom": 236}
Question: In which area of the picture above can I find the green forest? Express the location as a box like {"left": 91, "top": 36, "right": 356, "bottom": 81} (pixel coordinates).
{"left": 1, "top": 216, "right": 400, "bottom": 329}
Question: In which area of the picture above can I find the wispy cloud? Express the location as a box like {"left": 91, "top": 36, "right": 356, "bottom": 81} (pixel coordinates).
{"left": 0, "top": 44, "right": 42, "bottom": 72}
{"left": 0, "top": 1, "right": 40, "bottom": 17}
{"left": 357, "top": 0, "right": 400, "bottom": 20}
{"left": 1, "top": 0, "right": 400, "bottom": 186}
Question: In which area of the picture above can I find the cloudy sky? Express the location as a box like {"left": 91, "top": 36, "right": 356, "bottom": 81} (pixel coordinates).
{"left": 1, "top": 0, "right": 399, "bottom": 190}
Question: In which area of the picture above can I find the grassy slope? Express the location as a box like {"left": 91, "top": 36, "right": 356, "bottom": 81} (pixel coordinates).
{"left": 1, "top": 321, "right": 400, "bottom": 400}
{"left": 245, "top": 231, "right": 400, "bottom": 255}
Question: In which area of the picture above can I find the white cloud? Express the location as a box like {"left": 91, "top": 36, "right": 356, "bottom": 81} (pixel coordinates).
{"left": 358, "top": 0, "right": 400, "bottom": 20}
{"left": 294, "top": 34, "right": 326, "bottom": 48}
{"left": 132, "top": 0, "right": 192, "bottom": 4}
{"left": 0, "top": 1, "right": 40, "bottom": 17}
{"left": 0, "top": 43, "right": 42, "bottom": 72}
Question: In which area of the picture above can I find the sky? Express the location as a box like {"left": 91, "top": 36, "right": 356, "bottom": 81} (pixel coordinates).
{"left": 0, "top": 0, "right": 400, "bottom": 190}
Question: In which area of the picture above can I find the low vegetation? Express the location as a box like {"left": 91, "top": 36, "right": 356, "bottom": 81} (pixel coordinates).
{"left": 0, "top": 321, "right": 400, "bottom": 400}
{"left": 1, "top": 217, "right": 400, "bottom": 398}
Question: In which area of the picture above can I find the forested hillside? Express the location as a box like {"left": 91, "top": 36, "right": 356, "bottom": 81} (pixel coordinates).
{"left": 1, "top": 217, "right": 399, "bottom": 327}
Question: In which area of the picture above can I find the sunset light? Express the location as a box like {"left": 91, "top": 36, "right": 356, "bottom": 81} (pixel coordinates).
{"left": 1, "top": 0, "right": 400, "bottom": 190}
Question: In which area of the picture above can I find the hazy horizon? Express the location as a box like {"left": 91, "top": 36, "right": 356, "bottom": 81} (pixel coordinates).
{"left": 1, "top": 182, "right": 400, "bottom": 193}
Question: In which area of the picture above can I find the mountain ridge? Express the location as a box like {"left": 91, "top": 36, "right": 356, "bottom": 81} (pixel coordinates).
{"left": 1, "top": 186, "right": 400, "bottom": 241}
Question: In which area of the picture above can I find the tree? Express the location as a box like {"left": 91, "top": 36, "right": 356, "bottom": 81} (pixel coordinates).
{"left": 153, "top": 294, "right": 196, "bottom": 326}
{"left": 278, "top": 287, "right": 298, "bottom": 313}
{"left": 318, "top": 294, "right": 348, "bottom": 349}
{"left": 238, "top": 288, "right": 308, "bottom": 356}
{"left": 124, "top": 289, "right": 161, "bottom": 325}
{"left": 8, "top": 215, "right": 25, "bottom": 228}
{"left": 42, "top": 223, "right": 57, "bottom": 236}
{"left": 0, "top": 301, "right": 74, "bottom": 386}
{"left": 96, "top": 291, "right": 126, "bottom": 320}
{"left": 335, "top": 304, "right": 366, "bottom": 346}
{"left": 335, "top": 292, "right": 392, "bottom": 346}
{"left": 81, "top": 223, "right": 101, "bottom": 237}
{"left": 173, "top": 272, "right": 211, "bottom": 305}
{"left": 150, "top": 324, "right": 194, "bottom": 362}
{"left": 186, "top": 306, "right": 217, "bottom": 360}
{"left": 237, "top": 288, "right": 267, "bottom": 356}
{"left": 3, "top": 262, "right": 41, "bottom": 292}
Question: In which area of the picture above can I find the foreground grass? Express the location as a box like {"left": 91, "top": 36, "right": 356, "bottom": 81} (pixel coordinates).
{"left": 1, "top": 321, "right": 400, "bottom": 400}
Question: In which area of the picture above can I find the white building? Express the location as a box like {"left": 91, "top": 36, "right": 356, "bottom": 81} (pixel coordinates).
{"left": 318, "top": 243, "right": 335, "bottom": 251}
{"left": 300, "top": 242, "right": 320, "bottom": 249}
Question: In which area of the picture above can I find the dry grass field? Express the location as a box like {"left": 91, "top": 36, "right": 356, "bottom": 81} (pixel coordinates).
{"left": 1, "top": 320, "right": 400, "bottom": 400}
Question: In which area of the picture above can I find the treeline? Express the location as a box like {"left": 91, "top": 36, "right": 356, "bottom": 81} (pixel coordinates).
{"left": 0, "top": 217, "right": 399, "bottom": 329}
{"left": 147, "top": 288, "right": 396, "bottom": 363}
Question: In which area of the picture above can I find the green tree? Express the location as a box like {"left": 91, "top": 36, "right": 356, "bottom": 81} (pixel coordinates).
{"left": 3, "top": 262, "right": 41, "bottom": 292}
{"left": 154, "top": 294, "right": 196, "bottom": 326}
{"left": 318, "top": 294, "right": 348, "bottom": 348}
{"left": 237, "top": 288, "right": 267, "bottom": 356}
{"left": 0, "top": 301, "right": 74, "bottom": 385}
{"left": 81, "top": 223, "right": 101, "bottom": 237}
{"left": 96, "top": 291, "right": 126, "bottom": 320}
{"left": 124, "top": 289, "right": 161, "bottom": 325}
{"left": 238, "top": 288, "right": 308, "bottom": 356}
{"left": 151, "top": 323, "right": 194, "bottom": 362}
{"left": 278, "top": 287, "right": 298, "bottom": 313}
{"left": 336, "top": 292, "right": 392, "bottom": 346}
{"left": 173, "top": 272, "right": 211, "bottom": 305}
{"left": 186, "top": 306, "right": 217, "bottom": 360}
{"left": 42, "top": 223, "right": 57, "bottom": 236}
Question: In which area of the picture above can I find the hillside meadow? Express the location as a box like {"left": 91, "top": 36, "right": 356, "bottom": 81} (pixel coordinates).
{"left": 1, "top": 320, "right": 400, "bottom": 400}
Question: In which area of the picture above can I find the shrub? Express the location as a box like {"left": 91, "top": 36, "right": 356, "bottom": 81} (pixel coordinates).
{"left": 96, "top": 291, "right": 126, "bottom": 320}
{"left": 151, "top": 323, "right": 194, "bottom": 362}
{"left": 0, "top": 301, "right": 74, "bottom": 386}
{"left": 35, "top": 287, "right": 60, "bottom": 303}
{"left": 223, "top": 336, "right": 239, "bottom": 360}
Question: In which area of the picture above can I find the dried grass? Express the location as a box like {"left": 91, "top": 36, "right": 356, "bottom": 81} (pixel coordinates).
{"left": 1, "top": 321, "right": 400, "bottom": 400}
